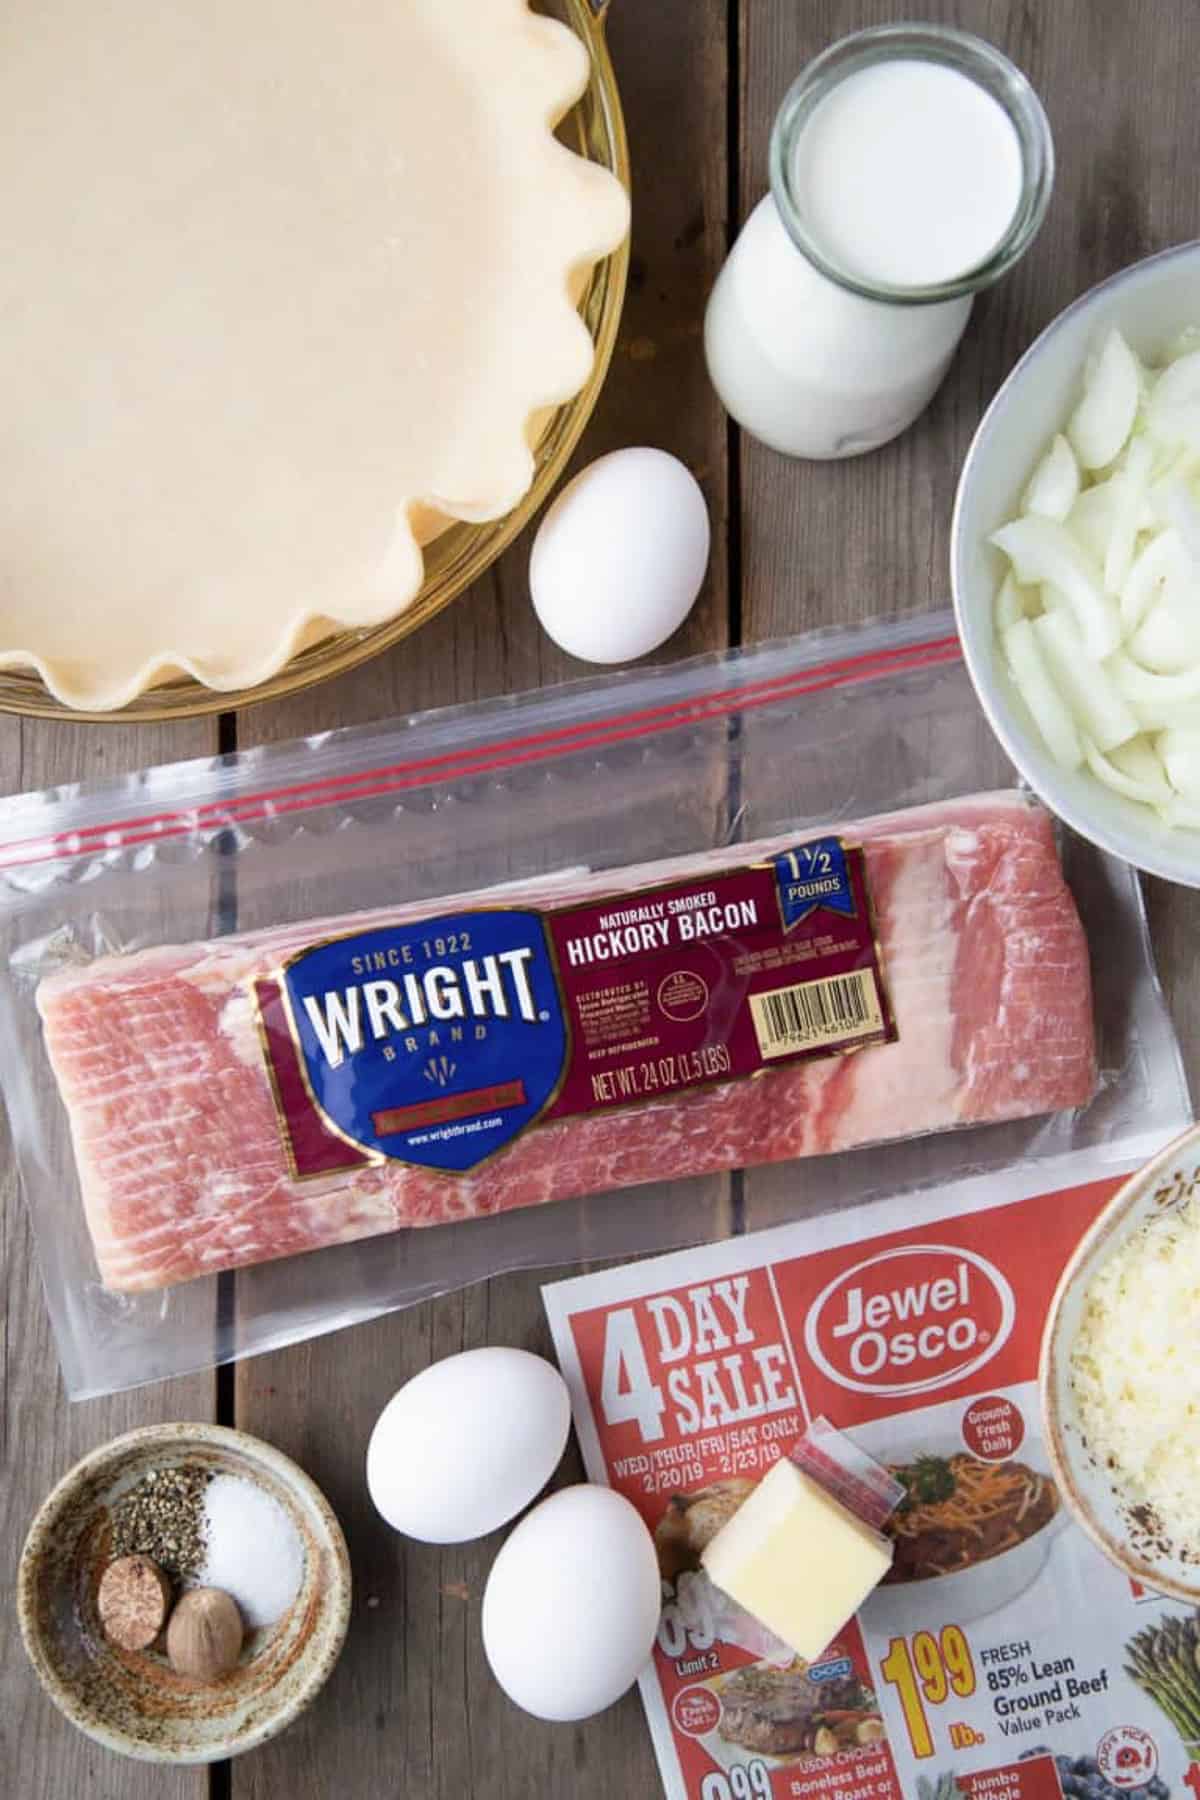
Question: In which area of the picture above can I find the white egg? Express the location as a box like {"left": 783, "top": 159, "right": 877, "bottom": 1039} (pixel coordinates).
{"left": 530, "top": 447, "right": 710, "bottom": 663}
{"left": 482, "top": 1484, "right": 660, "bottom": 1721}
{"left": 366, "top": 1347, "right": 571, "bottom": 1544}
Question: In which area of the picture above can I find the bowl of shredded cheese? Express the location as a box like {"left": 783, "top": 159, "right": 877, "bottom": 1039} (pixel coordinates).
{"left": 1041, "top": 1121, "right": 1200, "bottom": 1598}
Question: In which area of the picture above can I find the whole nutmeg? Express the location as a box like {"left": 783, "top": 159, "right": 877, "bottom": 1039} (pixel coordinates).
{"left": 97, "top": 1554, "right": 172, "bottom": 1651}
{"left": 166, "top": 1586, "right": 244, "bottom": 1681}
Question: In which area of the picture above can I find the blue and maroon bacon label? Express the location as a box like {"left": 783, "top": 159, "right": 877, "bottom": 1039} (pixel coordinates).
{"left": 254, "top": 836, "right": 895, "bottom": 1178}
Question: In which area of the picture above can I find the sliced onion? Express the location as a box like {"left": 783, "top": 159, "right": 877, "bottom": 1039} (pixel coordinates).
{"left": 1145, "top": 447, "right": 1200, "bottom": 525}
{"left": 1108, "top": 649, "right": 1200, "bottom": 727}
{"left": 1146, "top": 350, "right": 1200, "bottom": 451}
{"left": 1104, "top": 436, "right": 1153, "bottom": 594}
{"left": 1149, "top": 349, "right": 1200, "bottom": 409}
{"left": 1021, "top": 434, "right": 1080, "bottom": 521}
{"left": 1066, "top": 479, "right": 1122, "bottom": 566}
{"left": 990, "top": 516, "right": 1119, "bottom": 658}
{"left": 1083, "top": 734, "right": 1173, "bottom": 806}
{"left": 1002, "top": 619, "right": 1083, "bottom": 769}
{"left": 1067, "top": 329, "right": 1141, "bottom": 469}
{"left": 995, "top": 572, "right": 1032, "bottom": 630}
{"left": 1119, "top": 528, "right": 1181, "bottom": 636}
{"left": 1112, "top": 736, "right": 1173, "bottom": 788}
{"left": 1129, "top": 592, "right": 1200, "bottom": 674}
{"left": 1032, "top": 609, "right": 1138, "bottom": 751}
{"left": 1163, "top": 474, "right": 1200, "bottom": 567}
{"left": 1158, "top": 726, "right": 1200, "bottom": 799}
{"left": 1148, "top": 416, "right": 1200, "bottom": 463}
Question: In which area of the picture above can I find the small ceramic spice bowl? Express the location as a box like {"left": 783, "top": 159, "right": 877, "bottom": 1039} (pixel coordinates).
{"left": 17, "top": 1422, "right": 351, "bottom": 1763}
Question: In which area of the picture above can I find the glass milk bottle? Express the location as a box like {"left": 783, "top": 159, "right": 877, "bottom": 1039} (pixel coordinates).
{"left": 705, "top": 24, "right": 1054, "bottom": 460}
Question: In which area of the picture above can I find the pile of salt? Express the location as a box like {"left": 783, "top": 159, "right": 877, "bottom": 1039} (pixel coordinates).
{"left": 196, "top": 1474, "right": 304, "bottom": 1630}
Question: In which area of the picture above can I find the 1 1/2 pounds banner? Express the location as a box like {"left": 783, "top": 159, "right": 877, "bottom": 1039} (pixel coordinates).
{"left": 544, "top": 1154, "right": 1193, "bottom": 1800}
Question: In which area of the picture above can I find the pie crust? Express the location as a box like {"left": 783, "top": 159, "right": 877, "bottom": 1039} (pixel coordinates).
{"left": 0, "top": 0, "right": 629, "bottom": 708}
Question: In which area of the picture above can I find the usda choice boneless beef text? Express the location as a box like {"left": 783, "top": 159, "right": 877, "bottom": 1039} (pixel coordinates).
{"left": 37, "top": 793, "right": 1095, "bottom": 1293}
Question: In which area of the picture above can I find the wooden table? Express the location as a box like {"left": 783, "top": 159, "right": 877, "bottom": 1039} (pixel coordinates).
{"left": 5, "top": 2, "right": 1199, "bottom": 1793}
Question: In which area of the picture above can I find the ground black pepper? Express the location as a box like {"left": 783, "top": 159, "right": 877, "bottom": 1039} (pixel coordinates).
{"left": 110, "top": 1465, "right": 211, "bottom": 1583}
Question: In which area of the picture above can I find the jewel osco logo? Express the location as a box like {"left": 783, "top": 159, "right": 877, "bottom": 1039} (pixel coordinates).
{"left": 802, "top": 1244, "right": 1016, "bottom": 1397}
{"left": 283, "top": 909, "right": 568, "bottom": 1173}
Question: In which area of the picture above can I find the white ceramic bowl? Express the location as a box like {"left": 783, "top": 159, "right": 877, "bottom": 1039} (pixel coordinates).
{"left": 859, "top": 1423, "right": 1064, "bottom": 1635}
{"left": 952, "top": 240, "right": 1200, "bottom": 887}
{"left": 1040, "top": 1122, "right": 1200, "bottom": 1600}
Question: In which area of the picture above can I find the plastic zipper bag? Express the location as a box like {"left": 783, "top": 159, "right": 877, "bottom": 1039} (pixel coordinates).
{"left": 0, "top": 610, "right": 1187, "bottom": 1397}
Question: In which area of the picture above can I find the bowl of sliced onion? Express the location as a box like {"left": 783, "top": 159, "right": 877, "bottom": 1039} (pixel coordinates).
{"left": 953, "top": 239, "right": 1200, "bottom": 884}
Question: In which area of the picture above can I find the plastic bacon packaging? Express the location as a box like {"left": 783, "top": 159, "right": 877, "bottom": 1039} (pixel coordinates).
{"left": 37, "top": 790, "right": 1093, "bottom": 1295}
{"left": 0, "top": 612, "right": 1185, "bottom": 1397}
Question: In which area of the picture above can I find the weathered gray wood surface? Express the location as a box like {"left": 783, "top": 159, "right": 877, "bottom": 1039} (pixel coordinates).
{"left": 0, "top": 719, "right": 218, "bottom": 1800}
{"left": 4, "top": 2, "right": 1198, "bottom": 1795}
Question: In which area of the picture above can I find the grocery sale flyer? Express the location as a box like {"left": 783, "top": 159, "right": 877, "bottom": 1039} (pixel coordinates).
{"left": 544, "top": 1154, "right": 1192, "bottom": 1800}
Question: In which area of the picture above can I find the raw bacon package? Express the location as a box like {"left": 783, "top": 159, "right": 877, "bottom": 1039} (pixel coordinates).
{"left": 0, "top": 612, "right": 1188, "bottom": 1397}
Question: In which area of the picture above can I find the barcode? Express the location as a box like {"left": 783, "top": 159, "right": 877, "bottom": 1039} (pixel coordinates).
{"left": 749, "top": 970, "right": 884, "bottom": 1059}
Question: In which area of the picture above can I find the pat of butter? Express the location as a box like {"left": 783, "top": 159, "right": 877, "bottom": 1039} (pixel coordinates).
{"left": 701, "top": 1459, "right": 892, "bottom": 1660}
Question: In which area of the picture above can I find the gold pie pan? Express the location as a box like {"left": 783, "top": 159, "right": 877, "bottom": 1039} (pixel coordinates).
{"left": 0, "top": 0, "right": 629, "bottom": 724}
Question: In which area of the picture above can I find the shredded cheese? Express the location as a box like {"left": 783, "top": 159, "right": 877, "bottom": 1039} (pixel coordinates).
{"left": 1070, "top": 1200, "right": 1200, "bottom": 1534}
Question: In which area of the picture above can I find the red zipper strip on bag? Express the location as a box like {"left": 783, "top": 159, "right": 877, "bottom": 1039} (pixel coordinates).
{"left": 7, "top": 633, "right": 960, "bottom": 847}
{"left": 0, "top": 634, "right": 962, "bottom": 870}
